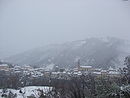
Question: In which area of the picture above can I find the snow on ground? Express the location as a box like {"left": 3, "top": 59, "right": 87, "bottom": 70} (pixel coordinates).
{"left": 0, "top": 86, "right": 52, "bottom": 98}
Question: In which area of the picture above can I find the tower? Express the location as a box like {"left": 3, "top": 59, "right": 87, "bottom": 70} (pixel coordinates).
{"left": 77, "top": 59, "right": 80, "bottom": 70}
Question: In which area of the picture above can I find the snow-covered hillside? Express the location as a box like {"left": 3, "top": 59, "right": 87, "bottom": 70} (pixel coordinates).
{"left": 5, "top": 37, "right": 130, "bottom": 69}
{"left": 0, "top": 86, "right": 52, "bottom": 98}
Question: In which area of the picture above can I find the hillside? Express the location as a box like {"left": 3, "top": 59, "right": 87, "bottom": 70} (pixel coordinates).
{"left": 5, "top": 37, "right": 130, "bottom": 69}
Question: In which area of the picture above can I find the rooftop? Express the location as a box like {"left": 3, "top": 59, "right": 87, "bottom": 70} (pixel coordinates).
{"left": 80, "top": 66, "right": 92, "bottom": 68}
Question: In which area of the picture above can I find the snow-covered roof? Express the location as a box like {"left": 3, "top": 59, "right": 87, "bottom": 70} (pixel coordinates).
{"left": 0, "top": 64, "right": 8, "bottom": 67}
{"left": 80, "top": 66, "right": 92, "bottom": 68}
{"left": 14, "top": 65, "right": 21, "bottom": 68}
{"left": 108, "top": 71, "right": 120, "bottom": 75}
{"left": 101, "top": 70, "right": 107, "bottom": 72}
{"left": 22, "top": 65, "right": 33, "bottom": 68}
{"left": 73, "top": 71, "right": 82, "bottom": 75}
{"left": 94, "top": 68, "right": 102, "bottom": 71}
{"left": 51, "top": 72, "right": 60, "bottom": 75}
{"left": 93, "top": 72, "right": 101, "bottom": 75}
{"left": 14, "top": 71, "right": 21, "bottom": 73}
{"left": 109, "top": 66, "right": 115, "bottom": 71}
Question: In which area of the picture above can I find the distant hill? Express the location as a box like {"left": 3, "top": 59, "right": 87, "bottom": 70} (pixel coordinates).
{"left": 5, "top": 37, "right": 130, "bottom": 69}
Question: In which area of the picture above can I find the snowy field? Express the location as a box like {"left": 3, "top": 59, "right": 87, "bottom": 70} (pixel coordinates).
{"left": 0, "top": 86, "right": 52, "bottom": 98}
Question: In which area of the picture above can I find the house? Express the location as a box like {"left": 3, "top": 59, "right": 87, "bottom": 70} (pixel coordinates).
{"left": 76, "top": 59, "right": 93, "bottom": 71}
{"left": 0, "top": 64, "right": 10, "bottom": 71}
{"left": 108, "top": 71, "right": 120, "bottom": 77}
{"left": 101, "top": 70, "right": 108, "bottom": 76}
{"left": 93, "top": 71, "right": 102, "bottom": 77}
{"left": 79, "top": 65, "right": 92, "bottom": 71}
{"left": 22, "top": 65, "right": 33, "bottom": 71}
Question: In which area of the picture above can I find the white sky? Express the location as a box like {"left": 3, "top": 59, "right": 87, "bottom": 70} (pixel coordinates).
{"left": 0, "top": 0, "right": 130, "bottom": 58}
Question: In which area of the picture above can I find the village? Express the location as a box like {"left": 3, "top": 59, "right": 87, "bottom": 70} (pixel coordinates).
{"left": 0, "top": 60, "right": 121, "bottom": 81}
{"left": 0, "top": 60, "right": 129, "bottom": 98}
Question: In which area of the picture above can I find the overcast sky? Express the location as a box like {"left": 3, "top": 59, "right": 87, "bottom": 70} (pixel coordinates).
{"left": 0, "top": 0, "right": 130, "bottom": 58}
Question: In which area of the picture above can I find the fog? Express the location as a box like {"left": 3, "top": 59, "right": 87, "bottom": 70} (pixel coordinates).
{"left": 0, "top": 0, "right": 130, "bottom": 58}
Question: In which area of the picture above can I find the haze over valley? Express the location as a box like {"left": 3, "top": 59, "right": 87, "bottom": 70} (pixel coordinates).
{"left": 4, "top": 37, "right": 130, "bottom": 69}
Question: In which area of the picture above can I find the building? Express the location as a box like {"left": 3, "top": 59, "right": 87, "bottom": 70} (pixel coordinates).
{"left": 79, "top": 66, "right": 92, "bottom": 71}
{"left": 76, "top": 59, "right": 93, "bottom": 71}
{"left": 0, "top": 64, "right": 9, "bottom": 71}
